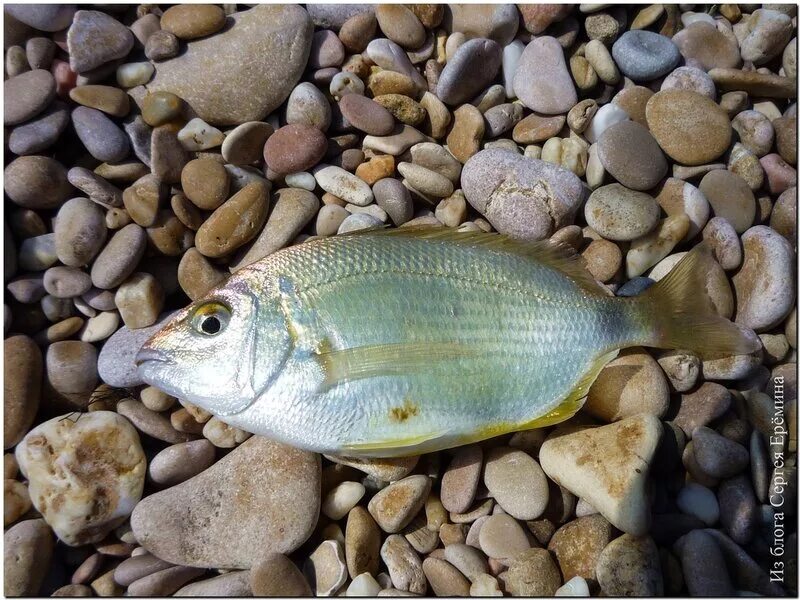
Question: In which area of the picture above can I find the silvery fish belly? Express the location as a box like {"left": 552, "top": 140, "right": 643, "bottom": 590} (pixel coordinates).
{"left": 137, "top": 228, "right": 756, "bottom": 457}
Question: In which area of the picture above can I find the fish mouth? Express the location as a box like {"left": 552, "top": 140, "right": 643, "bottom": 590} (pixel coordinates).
{"left": 134, "top": 346, "right": 175, "bottom": 367}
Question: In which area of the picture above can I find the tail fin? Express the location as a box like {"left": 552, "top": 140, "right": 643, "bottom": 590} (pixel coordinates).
{"left": 633, "top": 244, "right": 760, "bottom": 359}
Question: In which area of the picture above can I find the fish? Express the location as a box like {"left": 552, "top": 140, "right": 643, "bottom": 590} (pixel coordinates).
{"left": 136, "top": 227, "right": 758, "bottom": 457}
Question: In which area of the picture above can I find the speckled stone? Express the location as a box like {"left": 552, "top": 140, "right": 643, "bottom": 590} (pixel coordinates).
{"left": 437, "top": 38, "right": 502, "bottom": 106}
{"left": 148, "top": 5, "right": 313, "bottom": 126}
{"left": 513, "top": 36, "right": 577, "bottom": 115}
{"left": 612, "top": 30, "right": 681, "bottom": 81}
{"left": 597, "top": 120, "right": 667, "bottom": 191}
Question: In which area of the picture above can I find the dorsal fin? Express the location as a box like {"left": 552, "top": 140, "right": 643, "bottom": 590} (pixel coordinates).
{"left": 347, "top": 225, "right": 609, "bottom": 296}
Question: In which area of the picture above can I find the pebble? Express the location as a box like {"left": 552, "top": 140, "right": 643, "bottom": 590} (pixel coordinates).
{"left": 673, "top": 22, "right": 742, "bottom": 71}
{"left": 131, "top": 437, "right": 319, "bottom": 569}
{"left": 116, "top": 61, "right": 154, "bottom": 88}
{"left": 661, "top": 66, "right": 716, "bottom": 98}
{"left": 540, "top": 415, "right": 661, "bottom": 535}
{"left": 677, "top": 482, "right": 719, "bottom": 526}
{"left": 264, "top": 124, "right": 328, "bottom": 175}
{"left": 513, "top": 36, "right": 577, "bottom": 115}
{"left": 4, "top": 155, "right": 73, "bottom": 210}
{"left": 440, "top": 445, "right": 482, "bottom": 514}
{"left": 374, "top": 177, "right": 414, "bottom": 225}
{"left": 597, "top": 120, "right": 666, "bottom": 191}
{"left": 462, "top": 148, "right": 584, "bottom": 241}
{"left": 323, "top": 481, "right": 367, "bottom": 521}
{"left": 90, "top": 223, "right": 146, "bottom": 289}
{"left": 232, "top": 187, "right": 319, "bottom": 270}
{"left": 585, "top": 184, "right": 659, "bottom": 241}
{"left": 8, "top": 101, "right": 70, "bottom": 155}
{"left": 305, "top": 539, "right": 348, "bottom": 596}
{"left": 144, "top": 30, "right": 179, "bottom": 62}
{"left": 67, "top": 10, "right": 134, "bottom": 73}
{"left": 732, "top": 110, "right": 775, "bottom": 158}
{"left": 445, "top": 4, "right": 519, "bottom": 46}
{"left": 733, "top": 225, "right": 796, "bottom": 332}
{"left": 646, "top": 89, "right": 732, "bottom": 166}
{"left": 314, "top": 164, "right": 374, "bottom": 206}
{"left": 478, "top": 513, "right": 530, "bottom": 560}
{"left": 739, "top": 8, "right": 793, "bottom": 65}
{"left": 679, "top": 530, "right": 735, "bottom": 595}
{"left": 72, "top": 106, "right": 129, "bottom": 163}
{"left": 380, "top": 534, "right": 427, "bottom": 594}
{"left": 502, "top": 548, "right": 562, "bottom": 596}
{"left": 181, "top": 159, "right": 230, "bottom": 211}
{"left": 251, "top": 552, "right": 313, "bottom": 596}
{"left": 626, "top": 214, "right": 690, "bottom": 277}
{"left": 4, "top": 336, "right": 42, "bottom": 449}
{"left": 548, "top": 513, "right": 614, "bottom": 585}
{"left": 584, "top": 102, "right": 629, "bottom": 144}
{"left": 699, "top": 170, "right": 756, "bottom": 234}
{"left": 555, "top": 575, "right": 590, "bottom": 597}
{"left": 368, "top": 474, "right": 431, "bottom": 533}
{"left": 483, "top": 447, "right": 549, "bottom": 520}
{"left": 437, "top": 38, "right": 502, "bottom": 106}
{"left": 596, "top": 534, "right": 663, "bottom": 595}
{"left": 656, "top": 350, "right": 701, "bottom": 392}
{"left": 194, "top": 181, "right": 269, "bottom": 258}
{"left": 339, "top": 94, "right": 395, "bottom": 136}
{"left": 4, "top": 518, "right": 54, "bottom": 596}
{"left": 422, "top": 556, "right": 471, "bottom": 596}
{"left": 692, "top": 426, "right": 750, "bottom": 478}
{"left": 5, "top": 69, "right": 56, "bottom": 126}
{"left": 6, "top": 4, "right": 75, "bottom": 31}
{"left": 160, "top": 4, "right": 226, "bottom": 40}
{"left": 16, "top": 412, "right": 145, "bottom": 546}
{"left": 69, "top": 84, "right": 129, "bottom": 118}
{"left": 612, "top": 30, "right": 681, "bottom": 81}
{"left": 219, "top": 121, "right": 272, "bottom": 165}
{"left": 345, "top": 505, "right": 381, "bottom": 578}
{"left": 149, "top": 5, "right": 312, "bottom": 125}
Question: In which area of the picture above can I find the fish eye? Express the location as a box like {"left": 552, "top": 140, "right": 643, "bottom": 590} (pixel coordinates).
{"left": 191, "top": 302, "right": 231, "bottom": 336}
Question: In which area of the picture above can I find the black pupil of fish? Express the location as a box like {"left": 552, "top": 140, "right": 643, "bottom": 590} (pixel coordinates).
{"left": 201, "top": 315, "right": 221, "bottom": 335}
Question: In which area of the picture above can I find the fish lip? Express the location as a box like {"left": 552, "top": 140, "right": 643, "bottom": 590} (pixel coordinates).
{"left": 134, "top": 346, "right": 174, "bottom": 367}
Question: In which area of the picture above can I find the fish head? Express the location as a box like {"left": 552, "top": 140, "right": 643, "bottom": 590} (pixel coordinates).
{"left": 136, "top": 276, "right": 291, "bottom": 417}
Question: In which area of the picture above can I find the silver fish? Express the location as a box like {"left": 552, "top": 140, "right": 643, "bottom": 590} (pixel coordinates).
{"left": 137, "top": 228, "right": 755, "bottom": 456}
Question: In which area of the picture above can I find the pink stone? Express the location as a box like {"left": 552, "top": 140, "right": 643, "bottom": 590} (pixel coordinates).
{"left": 760, "top": 153, "right": 798, "bottom": 195}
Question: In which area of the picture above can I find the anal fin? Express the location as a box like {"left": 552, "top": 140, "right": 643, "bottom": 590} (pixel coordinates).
{"left": 520, "top": 348, "right": 619, "bottom": 429}
{"left": 341, "top": 431, "right": 442, "bottom": 456}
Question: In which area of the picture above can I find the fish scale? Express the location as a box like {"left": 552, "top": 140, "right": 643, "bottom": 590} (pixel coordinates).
{"left": 228, "top": 233, "right": 632, "bottom": 454}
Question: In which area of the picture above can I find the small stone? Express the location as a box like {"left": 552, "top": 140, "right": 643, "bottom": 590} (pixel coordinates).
{"left": 160, "top": 4, "right": 226, "bottom": 40}
{"left": 437, "top": 38, "right": 502, "bottom": 106}
{"left": 483, "top": 447, "right": 549, "bottom": 520}
{"left": 115, "top": 273, "right": 163, "bottom": 329}
{"left": 676, "top": 482, "right": 719, "bottom": 526}
{"left": 596, "top": 534, "right": 663, "bottom": 595}
{"left": 540, "top": 416, "right": 662, "bottom": 535}
{"left": 646, "top": 89, "right": 732, "bottom": 166}
{"left": 90, "top": 224, "right": 147, "bottom": 290}
{"left": 422, "top": 557, "right": 471, "bottom": 596}
{"left": 181, "top": 158, "right": 230, "bottom": 210}
{"left": 339, "top": 93, "right": 395, "bottom": 136}
{"left": 548, "top": 514, "right": 614, "bottom": 586}
{"left": 462, "top": 148, "right": 584, "bottom": 241}
{"left": 612, "top": 30, "right": 680, "bottom": 81}
{"left": 4, "top": 335, "right": 42, "bottom": 449}
{"left": 585, "top": 184, "right": 660, "bottom": 241}
{"left": 699, "top": 170, "right": 755, "bottom": 233}
{"left": 692, "top": 426, "right": 749, "bottom": 479}
{"left": 381, "top": 534, "right": 426, "bottom": 594}
{"left": 345, "top": 505, "right": 381, "bottom": 578}
{"left": 597, "top": 120, "right": 667, "bottom": 191}
{"left": 264, "top": 123, "right": 328, "bottom": 175}
{"left": 305, "top": 539, "right": 348, "bottom": 596}
{"left": 16, "top": 412, "right": 145, "bottom": 546}
{"left": 69, "top": 84, "right": 129, "bottom": 117}
{"left": 194, "top": 181, "right": 269, "bottom": 258}
{"left": 445, "top": 4, "right": 519, "bottom": 46}
{"left": 673, "top": 22, "right": 742, "bottom": 71}
{"left": 368, "top": 474, "right": 431, "bottom": 533}
{"left": 175, "top": 571, "right": 251, "bottom": 596}
{"left": 131, "top": 437, "right": 320, "bottom": 569}
{"left": 478, "top": 513, "right": 530, "bottom": 560}
{"left": 581, "top": 239, "right": 622, "bottom": 283}
{"left": 67, "top": 10, "right": 134, "bottom": 73}
{"left": 8, "top": 101, "right": 70, "bottom": 155}
{"left": 145, "top": 30, "right": 179, "bottom": 62}
{"left": 626, "top": 215, "right": 690, "bottom": 278}
{"left": 72, "top": 106, "right": 130, "bottom": 163}
{"left": 513, "top": 36, "right": 577, "bottom": 115}
{"left": 733, "top": 225, "right": 796, "bottom": 332}
{"left": 656, "top": 350, "right": 701, "bottom": 392}
{"left": 679, "top": 530, "right": 734, "bottom": 596}
{"left": 4, "top": 155, "right": 73, "bottom": 210}
{"left": 4, "top": 518, "right": 54, "bottom": 597}
{"left": 4, "top": 69, "right": 56, "bottom": 126}
{"left": 440, "top": 445, "right": 482, "bottom": 514}
{"left": 738, "top": 8, "right": 793, "bottom": 65}
{"left": 314, "top": 164, "right": 374, "bottom": 206}
{"left": 502, "top": 548, "right": 562, "bottom": 596}
{"left": 323, "top": 481, "right": 366, "bottom": 521}
{"left": 251, "top": 552, "right": 313, "bottom": 596}
{"left": 117, "top": 61, "right": 155, "bottom": 88}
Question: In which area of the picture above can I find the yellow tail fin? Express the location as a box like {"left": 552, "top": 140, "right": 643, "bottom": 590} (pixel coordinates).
{"left": 634, "top": 244, "right": 760, "bottom": 359}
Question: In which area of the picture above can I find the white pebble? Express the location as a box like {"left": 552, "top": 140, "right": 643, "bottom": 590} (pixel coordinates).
{"left": 346, "top": 203, "right": 389, "bottom": 223}
{"left": 322, "top": 481, "right": 366, "bottom": 521}
{"left": 502, "top": 40, "right": 525, "bottom": 99}
{"left": 338, "top": 213, "right": 383, "bottom": 234}
{"left": 285, "top": 171, "right": 317, "bottom": 191}
{"left": 116, "top": 62, "right": 154, "bottom": 88}
{"left": 177, "top": 118, "right": 225, "bottom": 151}
{"left": 555, "top": 576, "right": 591, "bottom": 596}
{"left": 347, "top": 573, "right": 382, "bottom": 597}
{"left": 584, "top": 103, "right": 629, "bottom": 144}
{"left": 330, "top": 71, "right": 365, "bottom": 100}
{"left": 314, "top": 164, "right": 374, "bottom": 206}
{"left": 79, "top": 311, "right": 120, "bottom": 343}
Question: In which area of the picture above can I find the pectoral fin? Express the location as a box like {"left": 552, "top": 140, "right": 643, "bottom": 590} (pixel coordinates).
{"left": 316, "top": 341, "right": 474, "bottom": 388}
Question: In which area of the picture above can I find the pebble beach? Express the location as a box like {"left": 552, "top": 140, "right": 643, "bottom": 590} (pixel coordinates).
{"left": 2, "top": 2, "right": 798, "bottom": 597}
